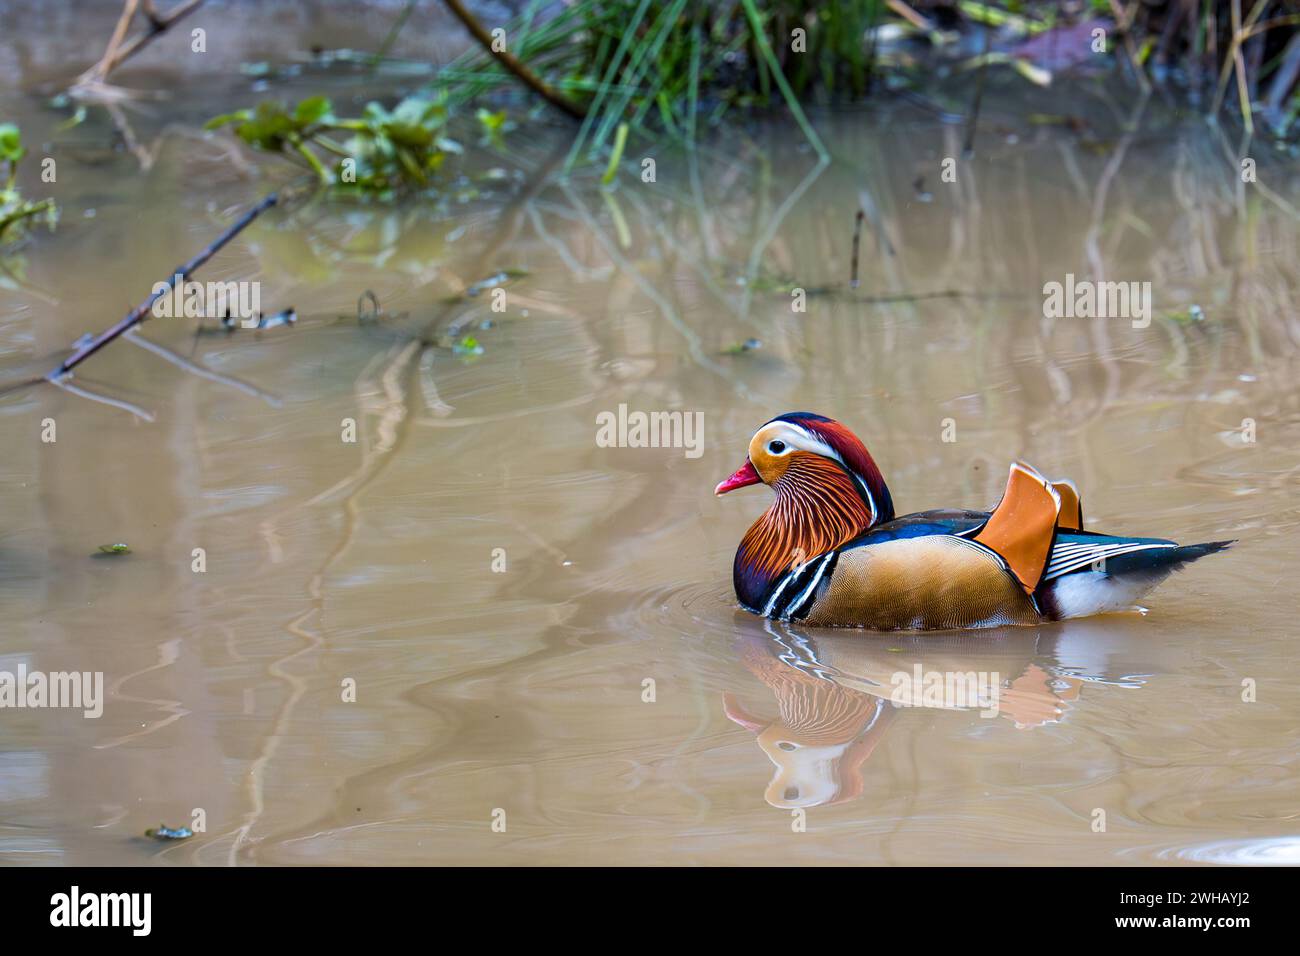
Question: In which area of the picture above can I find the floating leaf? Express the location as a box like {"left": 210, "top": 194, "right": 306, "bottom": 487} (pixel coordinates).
{"left": 256, "top": 308, "right": 297, "bottom": 330}
{"left": 722, "top": 337, "right": 762, "bottom": 355}
{"left": 453, "top": 335, "right": 484, "bottom": 356}
{"left": 144, "top": 824, "right": 193, "bottom": 841}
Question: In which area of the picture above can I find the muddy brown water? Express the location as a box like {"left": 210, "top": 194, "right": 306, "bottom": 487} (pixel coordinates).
{"left": 2, "top": 16, "right": 1300, "bottom": 864}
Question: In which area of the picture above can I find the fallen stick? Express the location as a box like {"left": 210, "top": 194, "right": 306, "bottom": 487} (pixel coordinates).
{"left": 50, "top": 192, "right": 278, "bottom": 380}
{"left": 74, "top": 0, "right": 207, "bottom": 91}
{"left": 440, "top": 0, "right": 586, "bottom": 120}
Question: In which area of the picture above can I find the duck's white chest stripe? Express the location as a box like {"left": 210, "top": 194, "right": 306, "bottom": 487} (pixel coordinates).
{"left": 853, "top": 475, "right": 878, "bottom": 525}
{"left": 761, "top": 570, "right": 797, "bottom": 617}
{"left": 761, "top": 552, "right": 836, "bottom": 621}
{"left": 784, "top": 553, "right": 835, "bottom": 620}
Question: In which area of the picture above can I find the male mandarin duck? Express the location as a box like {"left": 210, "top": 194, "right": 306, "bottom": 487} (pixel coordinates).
{"left": 716, "top": 412, "right": 1233, "bottom": 630}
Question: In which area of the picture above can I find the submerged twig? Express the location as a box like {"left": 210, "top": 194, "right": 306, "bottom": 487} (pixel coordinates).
{"left": 1107, "top": 0, "right": 1152, "bottom": 94}
{"left": 850, "top": 209, "right": 864, "bottom": 289}
{"left": 962, "top": 25, "right": 990, "bottom": 157}
{"left": 1209, "top": 0, "right": 1270, "bottom": 128}
{"left": 123, "top": 329, "right": 282, "bottom": 406}
{"left": 357, "top": 290, "right": 381, "bottom": 324}
{"left": 49, "top": 192, "right": 278, "bottom": 380}
{"left": 48, "top": 374, "right": 155, "bottom": 422}
{"left": 104, "top": 101, "right": 157, "bottom": 171}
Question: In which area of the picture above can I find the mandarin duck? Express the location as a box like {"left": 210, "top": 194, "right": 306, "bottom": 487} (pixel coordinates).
{"left": 716, "top": 413, "right": 1233, "bottom": 630}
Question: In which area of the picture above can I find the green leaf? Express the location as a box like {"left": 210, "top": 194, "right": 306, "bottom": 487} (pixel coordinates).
{"left": 203, "top": 87, "right": 487, "bottom": 196}
{"left": 0, "top": 123, "right": 23, "bottom": 162}
{"left": 476, "top": 108, "right": 506, "bottom": 132}
{"left": 294, "top": 96, "right": 333, "bottom": 127}
{"left": 383, "top": 121, "right": 434, "bottom": 149}
{"left": 237, "top": 101, "right": 296, "bottom": 149}
{"left": 203, "top": 110, "right": 251, "bottom": 130}
{"left": 454, "top": 335, "right": 484, "bottom": 356}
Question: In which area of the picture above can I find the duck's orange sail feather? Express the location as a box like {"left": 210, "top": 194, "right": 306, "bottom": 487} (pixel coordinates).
{"left": 974, "top": 462, "right": 1062, "bottom": 594}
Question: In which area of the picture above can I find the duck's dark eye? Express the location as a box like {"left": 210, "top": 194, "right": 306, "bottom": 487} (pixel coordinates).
{"left": 768, "top": 440, "right": 786, "bottom": 454}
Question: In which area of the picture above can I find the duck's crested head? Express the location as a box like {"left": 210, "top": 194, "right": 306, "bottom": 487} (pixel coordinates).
{"left": 720, "top": 413, "right": 896, "bottom": 610}
{"left": 716, "top": 412, "right": 894, "bottom": 526}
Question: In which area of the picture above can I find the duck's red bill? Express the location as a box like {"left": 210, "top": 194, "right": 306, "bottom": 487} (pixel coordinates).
{"left": 715, "top": 459, "right": 761, "bottom": 496}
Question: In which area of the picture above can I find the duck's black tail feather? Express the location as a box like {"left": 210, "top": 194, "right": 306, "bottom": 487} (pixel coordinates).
{"left": 1040, "top": 539, "right": 1234, "bottom": 620}
{"left": 1104, "top": 539, "right": 1235, "bottom": 578}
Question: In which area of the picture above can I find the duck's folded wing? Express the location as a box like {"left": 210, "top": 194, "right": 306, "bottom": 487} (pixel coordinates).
{"left": 854, "top": 508, "right": 990, "bottom": 540}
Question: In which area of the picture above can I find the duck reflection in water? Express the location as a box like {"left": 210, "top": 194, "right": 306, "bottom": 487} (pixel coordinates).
{"left": 723, "top": 619, "right": 1156, "bottom": 809}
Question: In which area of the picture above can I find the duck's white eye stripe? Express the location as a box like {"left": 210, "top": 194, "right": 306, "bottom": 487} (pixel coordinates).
{"left": 780, "top": 423, "right": 844, "bottom": 465}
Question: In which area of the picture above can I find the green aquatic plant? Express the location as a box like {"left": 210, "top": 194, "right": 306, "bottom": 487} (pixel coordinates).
{"left": 434, "top": 0, "right": 1300, "bottom": 153}
{"left": 475, "top": 107, "right": 511, "bottom": 148}
{"left": 207, "top": 94, "right": 506, "bottom": 195}
{"left": 436, "top": 0, "right": 872, "bottom": 162}
{"left": 0, "top": 124, "right": 58, "bottom": 245}
{"left": 453, "top": 334, "right": 484, "bottom": 356}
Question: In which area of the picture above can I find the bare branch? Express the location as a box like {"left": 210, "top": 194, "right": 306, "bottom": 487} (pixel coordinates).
{"left": 49, "top": 192, "right": 278, "bottom": 380}
{"left": 440, "top": 0, "right": 586, "bottom": 120}
{"left": 73, "top": 0, "right": 207, "bottom": 93}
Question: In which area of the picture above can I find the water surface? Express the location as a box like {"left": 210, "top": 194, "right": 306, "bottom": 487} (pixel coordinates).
{"left": 1, "top": 26, "right": 1298, "bottom": 864}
